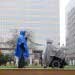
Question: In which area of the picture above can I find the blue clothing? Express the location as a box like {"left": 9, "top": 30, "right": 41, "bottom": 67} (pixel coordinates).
{"left": 15, "top": 31, "right": 29, "bottom": 58}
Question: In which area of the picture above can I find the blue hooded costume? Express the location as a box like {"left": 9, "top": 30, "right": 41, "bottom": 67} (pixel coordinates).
{"left": 15, "top": 31, "right": 29, "bottom": 59}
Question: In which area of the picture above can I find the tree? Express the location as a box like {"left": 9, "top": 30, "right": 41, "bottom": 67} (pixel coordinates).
{"left": 0, "top": 49, "right": 2, "bottom": 56}
{"left": 6, "top": 29, "right": 18, "bottom": 49}
{"left": 6, "top": 29, "right": 42, "bottom": 50}
{"left": 27, "top": 31, "right": 42, "bottom": 50}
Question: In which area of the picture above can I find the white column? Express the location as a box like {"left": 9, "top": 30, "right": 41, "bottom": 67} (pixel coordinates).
{"left": 29, "top": 49, "right": 33, "bottom": 65}
{"left": 69, "top": 60, "right": 72, "bottom": 66}
{"left": 15, "top": 56, "right": 19, "bottom": 67}
{"left": 30, "top": 55, "right": 32, "bottom": 65}
{"left": 73, "top": 60, "right": 75, "bottom": 66}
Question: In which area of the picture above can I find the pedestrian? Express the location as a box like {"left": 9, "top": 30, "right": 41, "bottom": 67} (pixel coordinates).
{"left": 43, "top": 39, "right": 55, "bottom": 67}
{"left": 15, "top": 31, "right": 29, "bottom": 68}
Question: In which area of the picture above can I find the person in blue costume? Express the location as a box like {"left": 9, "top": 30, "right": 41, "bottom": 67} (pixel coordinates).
{"left": 15, "top": 31, "right": 29, "bottom": 68}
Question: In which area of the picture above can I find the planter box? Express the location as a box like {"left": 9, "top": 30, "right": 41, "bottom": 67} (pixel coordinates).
{"left": 0, "top": 69, "right": 75, "bottom": 75}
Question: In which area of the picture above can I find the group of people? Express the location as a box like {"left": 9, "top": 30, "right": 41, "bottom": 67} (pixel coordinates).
{"left": 14, "top": 30, "right": 55, "bottom": 68}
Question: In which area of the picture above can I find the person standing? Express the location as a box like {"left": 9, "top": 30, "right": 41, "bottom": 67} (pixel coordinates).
{"left": 43, "top": 39, "right": 55, "bottom": 67}
{"left": 15, "top": 31, "right": 29, "bottom": 68}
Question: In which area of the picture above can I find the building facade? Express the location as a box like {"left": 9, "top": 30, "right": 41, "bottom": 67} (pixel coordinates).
{"left": 66, "top": 0, "right": 75, "bottom": 51}
{"left": 66, "top": 0, "right": 75, "bottom": 65}
{"left": 0, "top": 0, "right": 60, "bottom": 49}
{"left": 0, "top": 0, "right": 60, "bottom": 65}
{"left": 66, "top": 8, "right": 75, "bottom": 51}
{"left": 23, "top": 0, "right": 60, "bottom": 48}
